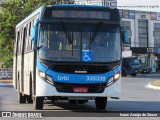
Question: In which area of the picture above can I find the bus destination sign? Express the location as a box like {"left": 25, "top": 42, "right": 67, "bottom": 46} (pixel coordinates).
{"left": 52, "top": 10, "right": 110, "bottom": 19}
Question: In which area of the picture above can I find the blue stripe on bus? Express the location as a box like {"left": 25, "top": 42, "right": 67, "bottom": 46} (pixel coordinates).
{"left": 37, "top": 61, "right": 48, "bottom": 72}
{"left": 37, "top": 61, "right": 121, "bottom": 84}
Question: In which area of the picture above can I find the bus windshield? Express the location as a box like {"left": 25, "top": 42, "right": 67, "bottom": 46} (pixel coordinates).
{"left": 38, "top": 22, "right": 121, "bottom": 62}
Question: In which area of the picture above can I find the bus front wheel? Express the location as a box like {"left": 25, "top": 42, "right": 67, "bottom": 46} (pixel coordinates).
{"left": 34, "top": 97, "right": 44, "bottom": 110}
{"left": 95, "top": 97, "right": 107, "bottom": 110}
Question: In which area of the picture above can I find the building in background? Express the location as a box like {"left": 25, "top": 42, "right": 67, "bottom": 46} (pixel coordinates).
{"left": 74, "top": 0, "right": 102, "bottom": 5}
{"left": 73, "top": 0, "right": 160, "bottom": 72}
{"left": 120, "top": 10, "right": 160, "bottom": 72}
{"left": 74, "top": 0, "right": 117, "bottom": 7}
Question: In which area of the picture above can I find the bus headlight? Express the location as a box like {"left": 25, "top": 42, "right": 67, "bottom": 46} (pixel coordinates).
{"left": 39, "top": 71, "right": 46, "bottom": 78}
{"left": 39, "top": 71, "right": 54, "bottom": 85}
{"left": 46, "top": 75, "right": 54, "bottom": 85}
{"left": 107, "top": 73, "right": 120, "bottom": 86}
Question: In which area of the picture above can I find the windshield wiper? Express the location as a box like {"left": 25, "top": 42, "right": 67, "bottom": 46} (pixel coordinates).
{"left": 59, "top": 21, "right": 74, "bottom": 55}
{"left": 89, "top": 21, "right": 103, "bottom": 49}
{"left": 59, "top": 21, "right": 72, "bottom": 44}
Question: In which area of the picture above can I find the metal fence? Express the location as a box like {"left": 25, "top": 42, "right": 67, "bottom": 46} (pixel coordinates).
{"left": 0, "top": 68, "right": 13, "bottom": 79}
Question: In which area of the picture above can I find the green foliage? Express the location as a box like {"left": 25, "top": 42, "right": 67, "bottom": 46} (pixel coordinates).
{"left": 0, "top": 0, "right": 73, "bottom": 67}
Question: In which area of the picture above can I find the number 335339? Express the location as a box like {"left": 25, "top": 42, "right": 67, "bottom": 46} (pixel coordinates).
{"left": 86, "top": 76, "right": 106, "bottom": 81}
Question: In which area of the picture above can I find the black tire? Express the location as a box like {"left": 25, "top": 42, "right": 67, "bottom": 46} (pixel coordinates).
{"left": 78, "top": 100, "right": 86, "bottom": 104}
{"left": 131, "top": 73, "right": 137, "bottom": 77}
{"left": 51, "top": 99, "right": 56, "bottom": 104}
{"left": 68, "top": 100, "right": 77, "bottom": 104}
{"left": 34, "top": 97, "right": 44, "bottom": 110}
{"left": 26, "top": 96, "right": 33, "bottom": 103}
{"left": 18, "top": 93, "right": 26, "bottom": 103}
{"left": 122, "top": 70, "right": 127, "bottom": 77}
{"left": 95, "top": 97, "right": 107, "bottom": 110}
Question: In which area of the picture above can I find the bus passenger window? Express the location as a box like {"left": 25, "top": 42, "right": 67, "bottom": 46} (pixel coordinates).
{"left": 28, "top": 22, "right": 31, "bottom": 36}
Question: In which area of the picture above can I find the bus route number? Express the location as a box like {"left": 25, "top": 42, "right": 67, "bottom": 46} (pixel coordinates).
{"left": 86, "top": 76, "right": 106, "bottom": 82}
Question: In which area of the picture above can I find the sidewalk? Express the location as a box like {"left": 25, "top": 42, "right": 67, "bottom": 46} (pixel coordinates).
{"left": 148, "top": 71, "right": 160, "bottom": 75}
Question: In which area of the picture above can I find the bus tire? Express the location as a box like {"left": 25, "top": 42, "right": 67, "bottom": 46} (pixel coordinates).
{"left": 34, "top": 97, "right": 44, "bottom": 110}
{"left": 122, "top": 70, "right": 127, "bottom": 77}
{"left": 27, "top": 96, "right": 33, "bottom": 103}
{"left": 95, "top": 97, "right": 107, "bottom": 110}
{"left": 19, "top": 93, "right": 26, "bottom": 103}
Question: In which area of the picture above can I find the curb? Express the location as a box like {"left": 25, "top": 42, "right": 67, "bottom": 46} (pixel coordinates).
{"left": 147, "top": 82, "right": 160, "bottom": 90}
{"left": 0, "top": 82, "right": 13, "bottom": 86}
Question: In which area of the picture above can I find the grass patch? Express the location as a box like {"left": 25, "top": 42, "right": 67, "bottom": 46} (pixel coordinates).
{"left": 150, "top": 80, "right": 160, "bottom": 87}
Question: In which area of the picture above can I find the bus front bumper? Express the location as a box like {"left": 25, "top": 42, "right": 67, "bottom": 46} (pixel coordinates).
{"left": 36, "top": 75, "right": 121, "bottom": 98}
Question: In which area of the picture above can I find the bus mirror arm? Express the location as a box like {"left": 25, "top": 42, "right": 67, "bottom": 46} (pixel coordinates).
{"left": 31, "top": 19, "right": 40, "bottom": 50}
{"left": 37, "top": 45, "right": 43, "bottom": 50}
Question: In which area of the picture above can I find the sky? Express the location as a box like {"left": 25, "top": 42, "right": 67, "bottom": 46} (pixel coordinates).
{"left": 117, "top": 0, "right": 160, "bottom": 12}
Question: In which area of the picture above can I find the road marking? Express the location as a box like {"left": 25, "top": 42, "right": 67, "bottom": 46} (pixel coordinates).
{"left": 146, "top": 82, "right": 160, "bottom": 90}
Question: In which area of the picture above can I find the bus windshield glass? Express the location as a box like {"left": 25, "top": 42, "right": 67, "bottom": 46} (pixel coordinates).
{"left": 38, "top": 22, "right": 121, "bottom": 62}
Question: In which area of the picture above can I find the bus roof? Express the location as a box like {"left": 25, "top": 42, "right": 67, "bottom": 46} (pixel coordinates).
{"left": 53, "top": 4, "right": 109, "bottom": 9}
{"left": 16, "top": 4, "right": 117, "bottom": 29}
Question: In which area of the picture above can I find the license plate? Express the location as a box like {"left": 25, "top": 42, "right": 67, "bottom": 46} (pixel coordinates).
{"left": 73, "top": 87, "right": 88, "bottom": 93}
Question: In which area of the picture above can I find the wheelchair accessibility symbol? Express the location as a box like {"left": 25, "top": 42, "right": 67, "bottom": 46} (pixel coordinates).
{"left": 82, "top": 50, "right": 92, "bottom": 62}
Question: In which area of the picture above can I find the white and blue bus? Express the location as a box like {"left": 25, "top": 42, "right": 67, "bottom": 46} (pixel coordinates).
{"left": 13, "top": 4, "right": 128, "bottom": 110}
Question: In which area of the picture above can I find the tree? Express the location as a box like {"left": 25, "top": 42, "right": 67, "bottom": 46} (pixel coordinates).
{"left": 0, "top": 0, "right": 73, "bottom": 67}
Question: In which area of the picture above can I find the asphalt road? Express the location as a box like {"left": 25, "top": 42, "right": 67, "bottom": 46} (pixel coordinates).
{"left": 0, "top": 74, "right": 160, "bottom": 118}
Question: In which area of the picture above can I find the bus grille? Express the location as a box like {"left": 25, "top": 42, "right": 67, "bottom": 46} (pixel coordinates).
{"left": 54, "top": 82, "right": 106, "bottom": 93}
{"left": 52, "top": 65, "right": 109, "bottom": 74}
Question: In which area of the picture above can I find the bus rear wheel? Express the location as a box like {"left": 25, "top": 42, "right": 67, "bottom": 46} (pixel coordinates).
{"left": 34, "top": 97, "right": 44, "bottom": 110}
{"left": 27, "top": 96, "right": 33, "bottom": 103}
{"left": 18, "top": 93, "right": 26, "bottom": 103}
{"left": 95, "top": 97, "right": 107, "bottom": 110}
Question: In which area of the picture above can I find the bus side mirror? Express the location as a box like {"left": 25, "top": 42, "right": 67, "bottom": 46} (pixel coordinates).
{"left": 122, "top": 30, "right": 128, "bottom": 44}
{"left": 31, "top": 19, "right": 39, "bottom": 49}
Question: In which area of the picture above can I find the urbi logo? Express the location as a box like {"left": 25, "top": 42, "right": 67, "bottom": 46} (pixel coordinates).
{"left": 58, "top": 76, "right": 69, "bottom": 81}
